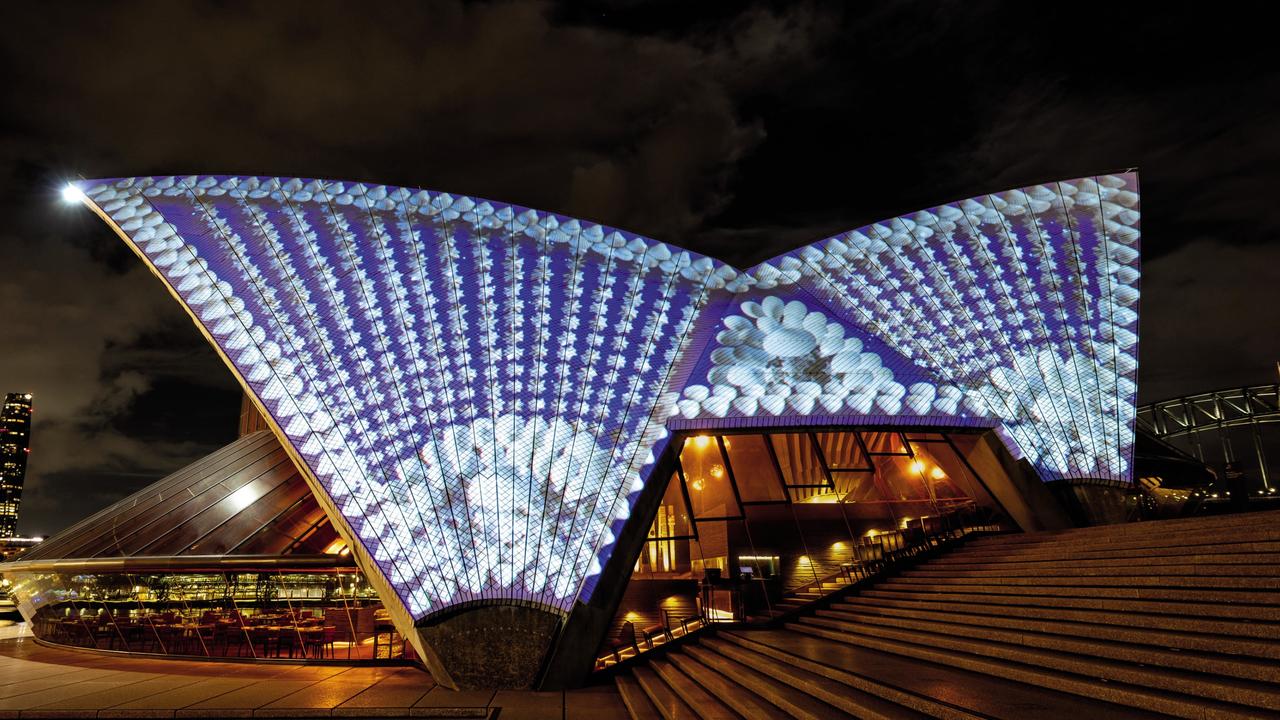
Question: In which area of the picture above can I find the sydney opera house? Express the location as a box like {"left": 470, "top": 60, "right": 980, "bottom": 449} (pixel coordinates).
{"left": 1, "top": 171, "right": 1141, "bottom": 690}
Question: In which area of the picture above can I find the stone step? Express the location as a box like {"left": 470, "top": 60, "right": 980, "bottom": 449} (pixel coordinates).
{"left": 648, "top": 658, "right": 738, "bottom": 720}
{"left": 787, "top": 621, "right": 1280, "bottom": 720}
{"left": 965, "top": 511, "right": 1280, "bottom": 546}
{"left": 717, "top": 629, "right": 1172, "bottom": 720}
{"left": 954, "top": 530, "right": 1280, "bottom": 556}
{"left": 894, "top": 571, "right": 1280, "bottom": 588}
{"left": 861, "top": 586, "right": 1280, "bottom": 622}
{"left": 956, "top": 540, "right": 1280, "bottom": 562}
{"left": 906, "top": 561, "right": 1280, "bottom": 576}
{"left": 810, "top": 609, "right": 1280, "bottom": 681}
{"left": 925, "top": 552, "right": 1280, "bottom": 571}
{"left": 665, "top": 651, "right": 784, "bottom": 720}
{"left": 616, "top": 673, "right": 662, "bottom": 720}
{"left": 699, "top": 637, "right": 943, "bottom": 720}
{"left": 876, "top": 578, "right": 1280, "bottom": 605}
{"left": 681, "top": 644, "right": 861, "bottom": 720}
{"left": 630, "top": 665, "right": 694, "bottom": 720}
{"left": 832, "top": 597, "right": 1280, "bottom": 650}
{"left": 793, "top": 618, "right": 1280, "bottom": 712}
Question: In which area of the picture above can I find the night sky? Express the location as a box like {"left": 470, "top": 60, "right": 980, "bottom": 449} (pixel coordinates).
{"left": 3, "top": 1, "right": 1279, "bottom": 537}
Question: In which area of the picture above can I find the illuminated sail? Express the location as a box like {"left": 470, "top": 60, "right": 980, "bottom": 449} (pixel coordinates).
{"left": 74, "top": 172, "right": 1139, "bottom": 629}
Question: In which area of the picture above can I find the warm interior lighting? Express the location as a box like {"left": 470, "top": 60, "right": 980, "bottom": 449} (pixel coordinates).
{"left": 61, "top": 184, "right": 85, "bottom": 203}
{"left": 690, "top": 435, "right": 712, "bottom": 450}
{"left": 708, "top": 464, "right": 725, "bottom": 479}
{"left": 832, "top": 541, "right": 847, "bottom": 551}
{"left": 323, "top": 539, "right": 348, "bottom": 555}
{"left": 865, "top": 529, "right": 880, "bottom": 538}
{"left": 798, "top": 555, "right": 811, "bottom": 564}
{"left": 910, "top": 460, "right": 926, "bottom": 474}
{"left": 930, "top": 466, "right": 947, "bottom": 480}
{"left": 802, "top": 492, "right": 840, "bottom": 503}
{"left": 690, "top": 477, "right": 705, "bottom": 491}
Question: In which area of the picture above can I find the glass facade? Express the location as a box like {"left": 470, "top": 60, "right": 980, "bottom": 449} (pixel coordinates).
{"left": 21, "top": 431, "right": 338, "bottom": 562}
{"left": 9, "top": 566, "right": 409, "bottom": 662}
{"left": 603, "top": 427, "right": 1011, "bottom": 664}
{"left": 4, "top": 430, "right": 404, "bottom": 663}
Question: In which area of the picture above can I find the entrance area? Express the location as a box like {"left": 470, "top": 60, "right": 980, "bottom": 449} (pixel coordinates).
{"left": 600, "top": 428, "right": 1013, "bottom": 666}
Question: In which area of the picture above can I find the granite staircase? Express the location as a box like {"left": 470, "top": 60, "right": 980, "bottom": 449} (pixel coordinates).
{"left": 614, "top": 509, "right": 1280, "bottom": 719}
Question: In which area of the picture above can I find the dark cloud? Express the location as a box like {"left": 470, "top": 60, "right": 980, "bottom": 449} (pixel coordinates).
{"left": 1, "top": 0, "right": 1278, "bottom": 533}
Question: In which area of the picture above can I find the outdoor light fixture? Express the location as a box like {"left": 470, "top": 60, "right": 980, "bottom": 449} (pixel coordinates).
{"left": 60, "top": 184, "right": 85, "bottom": 203}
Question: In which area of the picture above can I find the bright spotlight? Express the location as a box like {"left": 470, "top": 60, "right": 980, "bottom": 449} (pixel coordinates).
{"left": 61, "top": 184, "right": 86, "bottom": 204}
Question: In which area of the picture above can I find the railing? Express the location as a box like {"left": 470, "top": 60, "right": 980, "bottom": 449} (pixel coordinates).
{"left": 594, "top": 505, "right": 1002, "bottom": 672}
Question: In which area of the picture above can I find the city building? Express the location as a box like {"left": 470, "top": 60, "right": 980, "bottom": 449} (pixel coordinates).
{"left": 1, "top": 172, "right": 1141, "bottom": 689}
{"left": 0, "top": 393, "right": 32, "bottom": 538}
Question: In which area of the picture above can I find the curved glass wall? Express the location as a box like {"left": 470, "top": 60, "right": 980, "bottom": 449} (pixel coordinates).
{"left": 601, "top": 427, "right": 1012, "bottom": 665}
{"left": 8, "top": 566, "right": 410, "bottom": 662}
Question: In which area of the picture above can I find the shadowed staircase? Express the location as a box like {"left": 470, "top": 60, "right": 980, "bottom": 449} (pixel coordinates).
{"left": 614, "top": 509, "right": 1280, "bottom": 719}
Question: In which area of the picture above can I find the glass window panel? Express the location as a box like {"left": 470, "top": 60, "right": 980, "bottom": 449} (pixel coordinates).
{"left": 234, "top": 498, "right": 329, "bottom": 554}
{"left": 723, "top": 435, "right": 786, "bottom": 503}
{"left": 636, "top": 537, "right": 692, "bottom": 575}
{"left": 861, "top": 431, "right": 909, "bottom": 455}
{"left": 139, "top": 465, "right": 292, "bottom": 556}
{"left": 907, "top": 442, "right": 973, "bottom": 503}
{"left": 872, "top": 455, "right": 934, "bottom": 502}
{"left": 769, "top": 433, "right": 828, "bottom": 487}
{"left": 186, "top": 475, "right": 312, "bottom": 555}
{"left": 290, "top": 519, "right": 341, "bottom": 554}
{"left": 110, "top": 448, "right": 291, "bottom": 556}
{"left": 650, "top": 471, "right": 693, "bottom": 539}
{"left": 680, "top": 436, "right": 740, "bottom": 520}
{"left": 689, "top": 519, "right": 730, "bottom": 581}
{"left": 234, "top": 528, "right": 292, "bottom": 556}
{"left": 816, "top": 432, "right": 870, "bottom": 470}
{"left": 24, "top": 436, "right": 267, "bottom": 561}
{"left": 67, "top": 437, "right": 281, "bottom": 559}
{"left": 832, "top": 471, "right": 882, "bottom": 504}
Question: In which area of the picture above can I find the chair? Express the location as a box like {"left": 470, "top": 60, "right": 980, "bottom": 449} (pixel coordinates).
{"left": 276, "top": 627, "right": 299, "bottom": 659}
{"left": 642, "top": 623, "right": 671, "bottom": 649}
{"left": 921, "top": 515, "right": 945, "bottom": 545}
{"left": 217, "top": 622, "right": 251, "bottom": 657}
{"left": 606, "top": 621, "right": 640, "bottom": 662}
{"left": 857, "top": 538, "right": 884, "bottom": 567}
{"left": 304, "top": 626, "right": 336, "bottom": 659}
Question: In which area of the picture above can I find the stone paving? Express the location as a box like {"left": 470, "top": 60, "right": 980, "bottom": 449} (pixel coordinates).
{"left": 0, "top": 624, "right": 625, "bottom": 719}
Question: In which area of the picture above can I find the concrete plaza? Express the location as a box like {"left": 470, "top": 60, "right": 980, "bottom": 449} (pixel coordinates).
{"left": 0, "top": 624, "right": 624, "bottom": 719}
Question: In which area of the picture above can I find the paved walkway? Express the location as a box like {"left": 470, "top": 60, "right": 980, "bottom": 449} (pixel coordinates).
{"left": 0, "top": 624, "right": 624, "bottom": 719}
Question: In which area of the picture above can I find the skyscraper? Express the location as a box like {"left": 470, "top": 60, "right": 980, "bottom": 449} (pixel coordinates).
{"left": 0, "top": 393, "right": 32, "bottom": 538}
